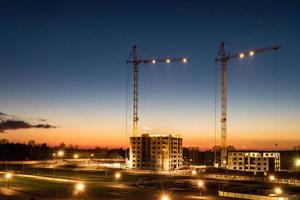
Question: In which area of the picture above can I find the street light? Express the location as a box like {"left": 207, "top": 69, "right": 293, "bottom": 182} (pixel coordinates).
{"left": 191, "top": 169, "right": 197, "bottom": 176}
{"left": 115, "top": 172, "right": 121, "bottom": 179}
{"left": 73, "top": 154, "right": 79, "bottom": 159}
{"left": 75, "top": 182, "right": 85, "bottom": 192}
{"left": 57, "top": 150, "right": 64, "bottom": 157}
{"left": 75, "top": 182, "right": 85, "bottom": 199}
{"left": 5, "top": 173, "right": 12, "bottom": 188}
{"left": 269, "top": 175, "right": 276, "bottom": 181}
{"left": 295, "top": 159, "right": 300, "bottom": 167}
{"left": 197, "top": 180, "right": 204, "bottom": 187}
{"left": 197, "top": 180, "right": 204, "bottom": 196}
{"left": 274, "top": 187, "right": 282, "bottom": 195}
{"left": 161, "top": 194, "right": 170, "bottom": 200}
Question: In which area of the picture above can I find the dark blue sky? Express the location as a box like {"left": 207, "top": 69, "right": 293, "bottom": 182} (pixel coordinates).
{"left": 0, "top": 0, "right": 299, "bottom": 148}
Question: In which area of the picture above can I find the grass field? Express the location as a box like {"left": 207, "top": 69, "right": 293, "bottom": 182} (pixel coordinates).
{"left": 2, "top": 166, "right": 297, "bottom": 200}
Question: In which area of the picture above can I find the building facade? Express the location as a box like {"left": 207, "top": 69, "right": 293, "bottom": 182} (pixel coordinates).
{"left": 129, "top": 134, "right": 183, "bottom": 171}
{"left": 228, "top": 151, "right": 280, "bottom": 174}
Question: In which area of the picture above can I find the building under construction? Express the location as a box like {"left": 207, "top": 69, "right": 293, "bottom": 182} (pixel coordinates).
{"left": 126, "top": 46, "right": 187, "bottom": 171}
{"left": 129, "top": 134, "right": 183, "bottom": 171}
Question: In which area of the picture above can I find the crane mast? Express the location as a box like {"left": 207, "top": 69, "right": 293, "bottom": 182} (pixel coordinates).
{"left": 220, "top": 42, "right": 228, "bottom": 166}
{"left": 127, "top": 45, "right": 189, "bottom": 136}
{"left": 215, "top": 42, "right": 281, "bottom": 167}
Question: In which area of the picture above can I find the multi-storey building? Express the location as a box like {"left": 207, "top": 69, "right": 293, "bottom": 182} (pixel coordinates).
{"left": 129, "top": 134, "right": 183, "bottom": 171}
{"left": 228, "top": 151, "right": 280, "bottom": 174}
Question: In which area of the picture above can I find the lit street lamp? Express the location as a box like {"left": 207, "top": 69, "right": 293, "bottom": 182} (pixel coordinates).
{"left": 191, "top": 169, "right": 197, "bottom": 176}
{"left": 269, "top": 175, "right": 276, "bottom": 181}
{"left": 115, "top": 172, "right": 121, "bottom": 180}
{"left": 197, "top": 180, "right": 204, "bottom": 196}
{"left": 73, "top": 154, "right": 79, "bottom": 159}
{"left": 5, "top": 173, "right": 12, "bottom": 188}
{"left": 296, "top": 159, "right": 300, "bottom": 167}
{"left": 58, "top": 150, "right": 64, "bottom": 157}
{"left": 161, "top": 194, "right": 170, "bottom": 200}
{"left": 274, "top": 187, "right": 282, "bottom": 196}
{"left": 75, "top": 182, "right": 85, "bottom": 200}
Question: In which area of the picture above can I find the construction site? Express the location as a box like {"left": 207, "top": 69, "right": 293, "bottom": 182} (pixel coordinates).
{"left": 1, "top": 1, "right": 300, "bottom": 200}
{"left": 125, "top": 43, "right": 281, "bottom": 171}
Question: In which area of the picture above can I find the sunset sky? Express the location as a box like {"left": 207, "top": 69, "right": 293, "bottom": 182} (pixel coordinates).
{"left": 0, "top": 0, "right": 299, "bottom": 149}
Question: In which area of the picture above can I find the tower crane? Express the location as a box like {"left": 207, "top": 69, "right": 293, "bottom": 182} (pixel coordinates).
{"left": 127, "top": 45, "right": 189, "bottom": 136}
{"left": 214, "top": 42, "right": 281, "bottom": 167}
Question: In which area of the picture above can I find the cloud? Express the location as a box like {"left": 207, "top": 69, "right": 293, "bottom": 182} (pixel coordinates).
{"left": 0, "top": 112, "right": 7, "bottom": 116}
{"left": 0, "top": 120, "right": 56, "bottom": 132}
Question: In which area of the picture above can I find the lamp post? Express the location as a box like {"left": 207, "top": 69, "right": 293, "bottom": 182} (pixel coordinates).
{"left": 55, "top": 150, "right": 64, "bottom": 198}
{"left": 197, "top": 180, "right": 204, "bottom": 196}
{"left": 115, "top": 172, "right": 121, "bottom": 180}
{"left": 75, "top": 182, "right": 85, "bottom": 200}
{"left": 5, "top": 173, "right": 12, "bottom": 189}
{"left": 274, "top": 187, "right": 282, "bottom": 197}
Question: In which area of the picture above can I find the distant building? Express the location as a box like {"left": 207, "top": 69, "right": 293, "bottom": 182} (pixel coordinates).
{"left": 129, "top": 134, "right": 183, "bottom": 171}
{"left": 227, "top": 151, "right": 280, "bottom": 174}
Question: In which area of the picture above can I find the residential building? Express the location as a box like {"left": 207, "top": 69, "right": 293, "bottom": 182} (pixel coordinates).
{"left": 228, "top": 151, "right": 280, "bottom": 174}
{"left": 129, "top": 134, "right": 183, "bottom": 171}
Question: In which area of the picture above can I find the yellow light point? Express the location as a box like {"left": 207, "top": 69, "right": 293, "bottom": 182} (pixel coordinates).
{"left": 296, "top": 159, "right": 300, "bottom": 167}
{"left": 73, "top": 154, "right": 79, "bottom": 159}
{"left": 161, "top": 194, "right": 170, "bottom": 200}
{"left": 239, "top": 53, "right": 245, "bottom": 58}
{"left": 197, "top": 180, "right": 204, "bottom": 188}
{"left": 115, "top": 172, "right": 121, "bottom": 179}
{"left": 249, "top": 51, "right": 255, "bottom": 56}
{"left": 166, "top": 59, "right": 170, "bottom": 63}
{"left": 57, "top": 150, "right": 64, "bottom": 157}
{"left": 274, "top": 187, "right": 282, "bottom": 195}
{"left": 91, "top": 153, "right": 94, "bottom": 157}
{"left": 191, "top": 169, "right": 197, "bottom": 175}
{"left": 52, "top": 153, "right": 56, "bottom": 157}
{"left": 152, "top": 59, "right": 156, "bottom": 64}
{"left": 5, "top": 173, "right": 12, "bottom": 179}
{"left": 269, "top": 175, "right": 275, "bottom": 181}
{"left": 75, "top": 182, "right": 85, "bottom": 192}
{"left": 182, "top": 58, "right": 187, "bottom": 63}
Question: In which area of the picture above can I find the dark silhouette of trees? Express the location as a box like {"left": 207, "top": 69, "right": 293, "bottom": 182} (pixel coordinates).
{"left": 0, "top": 139, "right": 126, "bottom": 160}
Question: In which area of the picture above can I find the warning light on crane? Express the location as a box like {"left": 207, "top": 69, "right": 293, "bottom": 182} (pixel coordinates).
{"left": 249, "top": 51, "right": 255, "bottom": 56}
{"left": 239, "top": 53, "right": 245, "bottom": 58}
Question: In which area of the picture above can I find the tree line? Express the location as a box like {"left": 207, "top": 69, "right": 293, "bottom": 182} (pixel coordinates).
{"left": 0, "top": 139, "right": 126, "bottom": 161}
